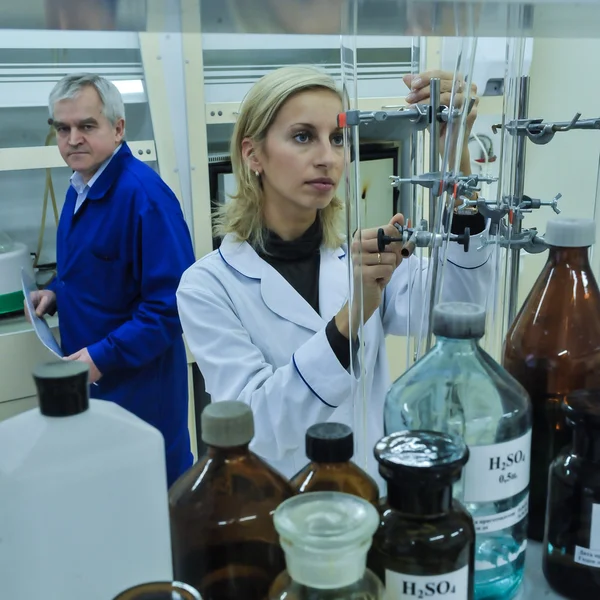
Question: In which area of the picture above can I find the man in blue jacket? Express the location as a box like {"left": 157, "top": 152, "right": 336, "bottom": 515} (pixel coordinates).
{"left": 31, "top": 73, "right": 196, "bottom": 487}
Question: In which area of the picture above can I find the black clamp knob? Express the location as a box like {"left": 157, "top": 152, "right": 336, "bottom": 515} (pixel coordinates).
{"left": 377, "top": 228, "right": 403, "bottom": 252}
{"left": 455, "top": 227, "right": 470, "bottom": 252}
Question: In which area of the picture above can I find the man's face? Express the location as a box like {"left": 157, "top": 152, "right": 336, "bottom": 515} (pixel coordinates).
{"left": 52, "top": 85, "right": 124, "bottom": 183}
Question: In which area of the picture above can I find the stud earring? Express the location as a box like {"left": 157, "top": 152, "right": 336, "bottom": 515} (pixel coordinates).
{"left": 255, "top": 170, "right": 260, "bottom": 177}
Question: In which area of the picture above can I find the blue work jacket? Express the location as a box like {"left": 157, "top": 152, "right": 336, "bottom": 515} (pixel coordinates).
{"left": 49, "top": 143, "right": 196, "bottom": 486}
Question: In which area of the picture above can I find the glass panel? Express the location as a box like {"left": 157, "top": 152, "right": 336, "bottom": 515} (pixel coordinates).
{"left": 0, "top": 1, "right": 599, "bottom": 37}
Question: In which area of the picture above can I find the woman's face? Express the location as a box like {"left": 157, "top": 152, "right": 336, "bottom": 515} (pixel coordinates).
{"left": 255, "top": 89, "right": 345, "bottom": 216}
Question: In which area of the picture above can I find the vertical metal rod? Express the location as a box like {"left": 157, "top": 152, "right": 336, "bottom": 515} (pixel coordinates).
{"left": 399, "top": 136, "right": 412, "bottom": 216}
{"left": 428, "top": 78, "right": 441, "bottom": 226}
{"left": 425, "top": 78, "right": 441, "bottom": 352}
{"left": 507, "top": 76, "right": 530, "bottom": 325}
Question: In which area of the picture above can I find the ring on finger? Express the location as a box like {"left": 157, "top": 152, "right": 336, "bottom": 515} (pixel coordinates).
{"left": 377, "top": 252, "right": 382, "bottom": 265}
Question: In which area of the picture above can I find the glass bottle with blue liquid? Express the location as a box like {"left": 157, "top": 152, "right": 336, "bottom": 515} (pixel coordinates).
{"left": 384, "top": 302, "right": 532, "bottom": 600}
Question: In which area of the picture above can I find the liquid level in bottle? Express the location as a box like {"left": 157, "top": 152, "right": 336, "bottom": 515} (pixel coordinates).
{"left": 176, "top": 540, "right": 285, "bottom": 600}
{"left": 544, "top": 543, "right": 600, "bottom": 599}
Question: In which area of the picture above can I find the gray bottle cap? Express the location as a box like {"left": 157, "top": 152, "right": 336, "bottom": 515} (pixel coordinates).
{"left": 545, "top": 218, "right": 595, "bottom": 248}
{"left": 201, "top": 401, "right": 254, "bottom": 448}
{"left": 432, "top": 302, "right": 486, "bottom": 339}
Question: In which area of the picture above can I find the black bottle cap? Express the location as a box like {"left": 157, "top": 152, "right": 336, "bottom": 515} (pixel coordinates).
{"left": 563, "top": 390, "right": 600, "bottom": 427}
{"left": 374, "top": 430, "right": 469, "bottom": 485}
{"left": 306, "top": 422, "right": 354, "bottom": 463}
{"left": 112, "top": 582, "right": 201, "bottom": 600}
{"left": 32, "top": 361, "right": 90, "bottom": 417}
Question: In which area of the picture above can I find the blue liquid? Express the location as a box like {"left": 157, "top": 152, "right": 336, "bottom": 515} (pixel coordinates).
{"left": 472, "top": 526, "right": 527, "bottom": 599}
{"left": 385, "top": 335, "right": 532, "bottom": 600}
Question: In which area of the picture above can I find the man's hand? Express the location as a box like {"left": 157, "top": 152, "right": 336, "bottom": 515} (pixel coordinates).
{"left": 25, "top": 289, "right": 57, "bottom": 323}
{"left": 65, "top": 347, "right": 103, "bottom": 383}
{"left": 403, "top": 69, "right": 479, "bottom": 173}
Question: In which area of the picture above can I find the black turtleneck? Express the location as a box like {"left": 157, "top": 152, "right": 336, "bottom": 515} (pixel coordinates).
{"left": 258, "top": 218, "right": 322, "bottom": 313}
{"left": 257, "top": 218, "right": 353, "bottom": 369}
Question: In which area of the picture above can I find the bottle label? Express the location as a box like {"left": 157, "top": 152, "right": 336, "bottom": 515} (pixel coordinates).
{"left": 473, "top": 493, "right": 529, "bottom": 534}
{"left": 463, "top": 430, "right": 532, "bottom": 504}
{"left": 575, "top": 503, "right": 600, "bottom": 568}
{"left": 385, "top": 565, "right": 469, "bottom": 599}
{"left": 574, "top": 547, "right": 600, "bottom": 568}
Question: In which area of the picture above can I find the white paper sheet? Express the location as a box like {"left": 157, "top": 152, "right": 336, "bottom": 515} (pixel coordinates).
{"left": 21, "top": 268, "right": 64, "bottom": 359}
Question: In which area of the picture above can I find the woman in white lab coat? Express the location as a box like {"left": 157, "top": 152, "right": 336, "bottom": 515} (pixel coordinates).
{"left": 177, "top": 65, "right": 491, "bottom": 479}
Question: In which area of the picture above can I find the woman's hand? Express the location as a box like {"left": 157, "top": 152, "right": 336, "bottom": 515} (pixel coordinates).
{"left": 335, "top": 214, "right": 405, "bottom": 339}
{"left": 403, "top": 70, "right": 479, "bottom": 174}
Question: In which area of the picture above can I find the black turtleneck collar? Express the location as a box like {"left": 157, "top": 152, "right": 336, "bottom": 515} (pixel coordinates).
{"left": 258, "top": 216, "right": 323, "bottom": 262}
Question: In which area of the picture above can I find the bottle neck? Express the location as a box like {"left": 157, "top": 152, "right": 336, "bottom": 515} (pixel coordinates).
{"left": 387, "top": 478, "right": 453, "bottom": 515}
{"left": 548, "top": 246, "right": 592, "bottom": 269}
{"left": 572, "top": 426, "right": 600, "bottom": 462}
{"left": 207, "top": 444, "right": 250, "bottom": 459}
{"left": 435, "top": 336, "right": 480, "bottom": 354}
{"left": 282, "top": 539, "right": 368, "bottom": 589}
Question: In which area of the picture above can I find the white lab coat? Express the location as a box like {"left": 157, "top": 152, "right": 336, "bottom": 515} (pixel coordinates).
{"left": 177, "top": 229, "right": 492, "bottom": 482}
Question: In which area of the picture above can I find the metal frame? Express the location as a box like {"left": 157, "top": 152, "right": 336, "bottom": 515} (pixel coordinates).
{"left": 139, "top": 33, "right": 184, "bottom": 206}
{"left": 204, "top": 95, "right": 504, "bottom": 126}
{"left": 181, "top": 0, "right": 213, "bottom": 259}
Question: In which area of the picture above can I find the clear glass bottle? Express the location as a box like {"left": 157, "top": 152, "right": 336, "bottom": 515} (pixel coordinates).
{"left": 385, "top": 302, "right": 531, "bottom": 600}
{"left": 543, "top": 389, "right": 600, "bottom": 598}
{"left": 113, "top": 581, "right": 202, "bottom": 599}
{"left": 503, "top": 218, "right": 600, "bottom": 542}
{"left": 169, "top": 401, "right": 294, "bottom": 600}
{"left": 291, "top": 422, "right": 379, "bottom": 503}
{"left": 368, "top": 430, "right": 475, "bottom": 600}
{"left": 268, "top": 491, "right": 384, "bottom": 599}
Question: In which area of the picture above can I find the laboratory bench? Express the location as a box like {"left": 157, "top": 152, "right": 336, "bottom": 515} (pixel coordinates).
{"left": 520, "top": 542, "right": 564, "bottom": 599}
{"left": 0, "top": 311, "right": 199, "bottom": 458}
{"left": 0, "top": 312, "right": 60, "bottom": 419}
{"left": 0, "top": 314, "right": 577, "bottom": 600}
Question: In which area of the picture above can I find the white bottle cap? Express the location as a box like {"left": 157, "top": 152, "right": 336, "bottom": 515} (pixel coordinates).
{"left": 273, "top": 491, "right": 379, "bottom": 590}
{"left": 432, "top": 302, "right": 486, "bottom": 339}
{"left": 201, "top": 401, "right": 254, "bottom": 448}
{"left": 545, "top": 218, "right": 596, "bottom": 248}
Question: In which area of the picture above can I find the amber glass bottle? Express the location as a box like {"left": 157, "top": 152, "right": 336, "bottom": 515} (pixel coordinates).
{"left": 291, "top": 422, "right": 379, "bottom": 503}
{"left": 504, "top": 218, "right": 600, "bottom": 541}
{"left": 544, "top": 390, "right": 600, "bottom": 598}
{"left": 113, "top": 581, "right": 201, "bottom": 599}
{"left": 368, "top": 431, "right": 475, "bottom": 600}
{"left": 169, "top": 401, "right": 294, "bottom": 600}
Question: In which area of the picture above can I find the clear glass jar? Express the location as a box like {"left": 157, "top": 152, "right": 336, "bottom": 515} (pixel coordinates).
{"left": 268, "top": 491, "right": 384, "bottom": 599}
{"left": 543, "top": 390, "right": 600, "bottom": 598}
{"left": 113, "top": 581, "right": 202, "bottom": 599}
{"left": 385, "top": 302, "right": 531, "bottom": 600}
{"left": 368, "top": 430, "right": 475, "bottom": 600}
{"left": 291, "top": 422, "right": 379, "bottom": 503}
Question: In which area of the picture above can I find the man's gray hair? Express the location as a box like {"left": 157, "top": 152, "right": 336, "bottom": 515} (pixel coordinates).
{"left": 48, "top": 73, "right": 125, "bottom": 125}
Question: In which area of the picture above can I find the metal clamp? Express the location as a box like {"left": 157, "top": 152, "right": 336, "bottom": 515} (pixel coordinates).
{"left": 492, "top": 113, "right": 600, "bottom": 145}
{"left": 377, "top": 221, "right": 471, "bottom": 255}
{"left": 518, "top": 193, "right": 562, "bottom": 214}
{"left": 479, "top": 222, "right": 548, "bottom": 254}
{"left": 391, "top": 171, "right": 498, "bottom": 198}
{"left": 338, "top": 97, "right": 477, "bottom": 132}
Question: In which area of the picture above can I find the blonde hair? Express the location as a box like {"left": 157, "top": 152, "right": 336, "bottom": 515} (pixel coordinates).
{"left": 214, "top": 65, "right": 345, "bottom": 250}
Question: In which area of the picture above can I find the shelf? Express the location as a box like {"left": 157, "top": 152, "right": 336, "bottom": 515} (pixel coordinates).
{"left": 0, "top": 313, "right": 58, "bottom": 337}
{"left": 0, "top": 140, "right": 156, "bottom": 172}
